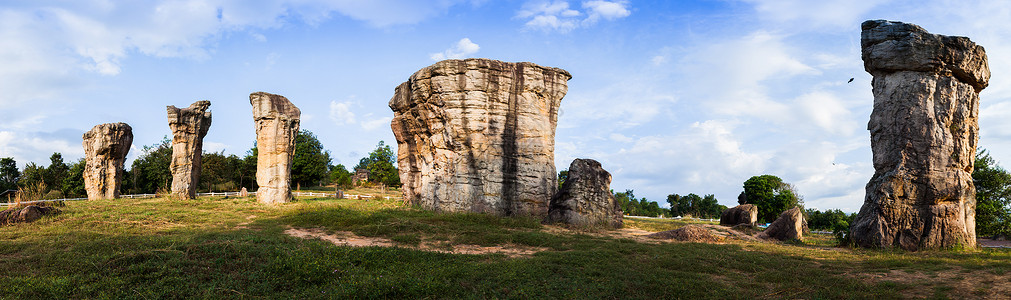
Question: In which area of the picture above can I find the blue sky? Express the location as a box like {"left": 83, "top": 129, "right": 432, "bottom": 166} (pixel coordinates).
{"left": 3, "top": 0, "right": 1011, "bottom": 212}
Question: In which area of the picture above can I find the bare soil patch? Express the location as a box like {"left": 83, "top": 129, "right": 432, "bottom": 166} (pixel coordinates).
{"left": 856, "top": 268, "right": 1011, "bottom": 299}
{"left": 647, "top": 225, "right": 722, "bottom": 243}
{"left": 284, "top": 227, "right": 546, "bottom": 257}
{"left": 979, "top": 238, "right": 1011, "bottom": 248}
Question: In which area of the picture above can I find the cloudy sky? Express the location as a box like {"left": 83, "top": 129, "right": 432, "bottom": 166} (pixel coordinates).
{"left": 3, "top": 0, "right": 1011, "bottom": 212}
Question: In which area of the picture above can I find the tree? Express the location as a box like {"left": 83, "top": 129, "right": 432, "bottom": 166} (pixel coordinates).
{"left": 126, "top": 137, "right": 173, "bottom": 194}
{"left": 744, "top": 175, "right": 803, "bottom": 222}
{"left": 0, "top": 157, "right": 19, "bottom": 192}
{"left": 199, "top": 152, "right": 240, "bottom": 192}
{"left": 292, "top": 130, "right": 332, "bottom": 188}
{"left": 557, "top": 169, "right": 568, "bottom": 190}
{"left": 62, "top": 158, "right": 86, "bottom": 198}
{"left": 354, "top": 141, "right": 400, "bottom": 187}
{"left": 973, "top": 149, "right": 1011, "bottom": 237}
{"left": 45, "top": 153, "right": 70, "bottom": 194}
{"left": 329, "top": 164, "right": 353, "bottom": 189}
{"left": 19, "top": 162, "right": 45, "bottom": 188}
{"left": 667, "top": 193, "right": 726, "bottom": 219}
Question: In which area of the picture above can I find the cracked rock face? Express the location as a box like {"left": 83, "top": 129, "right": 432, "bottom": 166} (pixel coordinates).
{"left": 851, "top": 20, "right": 988, "bottom": 250}
{"left": 720, "top": 204, "right": 757, "bottom": 227}
{"left": 167, "top": 101, "right": 212, "bottom": 199}
{"left": 389, "top": 58, "right": 571, "bottom": 216}
{"left": 82, "top": 123, "right": 133, "bottom": 200}
{"left": 758, "top": 207, "right": 804, "bottom": 241}
{"left": 546, "top": 159, "right": 623, "bottom": 228}
{"left": 250, "top": 92, "right": 300, "bottom": 204}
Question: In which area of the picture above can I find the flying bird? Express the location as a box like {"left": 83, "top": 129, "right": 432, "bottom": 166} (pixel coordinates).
{"left": 847, "top": 78, "right": 854, "bottom": 83}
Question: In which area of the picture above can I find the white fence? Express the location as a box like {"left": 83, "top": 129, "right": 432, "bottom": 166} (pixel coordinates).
{"left": 1, "top": 190, "right": 392, "bottom": 207}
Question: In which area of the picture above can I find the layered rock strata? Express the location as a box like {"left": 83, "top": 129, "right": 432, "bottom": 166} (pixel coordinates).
{"left": 720, "top": 204, "right": 758, "bottom": 227}
{"left": 167, "top": 101, "right": 212, "bottom": 199}
{"left": 852, "top": 20, "right": 989, "bottom": 250}
{"left": 389, "top": 58, "right": 571, "bottom": 216}
{"left": 250, "top": 92, "right": 300, "bottom": 204}
{"left": 83, "top": 123, "right": 133, "bottom": 200}
{"left": 757, "top": 207, "right": 805, "bottom": 241}
{"left": 546, "top": 159, "right": 623, "bottom": 228}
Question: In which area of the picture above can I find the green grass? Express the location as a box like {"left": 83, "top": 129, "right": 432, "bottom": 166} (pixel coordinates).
{"left": 1, "top": 196, "right": 1009, "bottom": 298}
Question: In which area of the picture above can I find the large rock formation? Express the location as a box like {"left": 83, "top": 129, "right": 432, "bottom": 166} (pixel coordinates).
{"left": 720, "top": 204, "right": 757, "bottom": 227}
{"left": 0, "top": 205, "right": 61, "bottom": 226}
{"left": 389, "top": 58, "right": 571, "bottom": 216}
{"left": 546, "top": 158, "right": 623, "bottom": 228}
{"left": 82, "top": 123, "right": 133, "bottom": 200}
{"left": 851, "top": 20, "right": 989, "bottom": 250}
{"left": 250, "top": 92, "right": 300, "bottom": 204}
{"left": 167, "top": 101, "right": 212, "bottom": 199}
{"left": 757, "top": 207, "right": 804, "bottom": 241}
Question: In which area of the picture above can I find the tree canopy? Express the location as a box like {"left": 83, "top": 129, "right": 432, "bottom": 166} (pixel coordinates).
{"left": 743, "top": 175, "right": 803, "bottom": 222}
{"left": 667, "top": 193, "right": 726, "bottom": 219}
{"left": 0, "top": 157, "right": 19, "bottom": 192}
{"left": 354, "top": 141, "right": 400, "bottom": 187}
{"left": 974, "top": 149, "right": 1011, "bottom": 237}
{"left": 292, "top": 130, "right": 333, "bottom": 188}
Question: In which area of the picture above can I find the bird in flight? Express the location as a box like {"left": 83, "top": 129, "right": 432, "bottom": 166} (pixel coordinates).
{"left": 847, "top": 78, "right": 854, "bottom": 83}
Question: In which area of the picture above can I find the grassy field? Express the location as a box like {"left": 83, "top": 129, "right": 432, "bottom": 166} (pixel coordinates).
{"left": 1, "top": 191, "right": 1009, "bottom": 299}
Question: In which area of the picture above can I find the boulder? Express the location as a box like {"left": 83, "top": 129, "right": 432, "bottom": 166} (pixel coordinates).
{"left": 757, "top": 207, "right": 804, "bottom": 241}
{"left": 851, "top": 20, "right": 987, "bottom": 250}
{"left": 389, "top": 58, "right": 571, "bottom": 216}
{"left": 82, "top": 123, "right": 133, "bottom": 200}
{"left": 167, "top": 101, "right": 212, "bottom": 199}
{"left": 250, "top": 92, "right": 300, "bottom": 204}
{"left": 0, "top": 205, "right": 60, "bottom": 226}
{"left": 720, "top": 204, "right": 757, "bottom": 227}
{"left": 545, "top": 158, "right": 622, "bottom": 228}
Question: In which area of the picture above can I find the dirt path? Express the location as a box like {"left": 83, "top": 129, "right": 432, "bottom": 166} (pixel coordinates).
{"left": 284, "top": 227, "right": 546, "bottom": 257}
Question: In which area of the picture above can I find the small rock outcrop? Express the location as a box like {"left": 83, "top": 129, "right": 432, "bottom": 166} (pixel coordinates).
{"left": 546, "top": 159, "right": 622, "bottom": 228}
{"left": 167, "top": 101, "right": 212, "bottom": 199}
{"left": 851, "top": 20, "right": 988, "bottom": 250}
{"left": 0, "top": 205, "right": 61, "bottom": 225}
{"left": 389, "top": 58, "right": 571, "bottom": 216}
{"left": 250, "top": 92, "right": 300, "bottom": 204}
{"left": 720, "top": 204, "right": 758, "bottom": 227}
{"left": 757, "top": 207, "right": 804, "bottom": 241}
{"left": 0, "top": 205, "right": 61, "bottom": 226}
{"left": 82, "top": 123, "right": 133, "bottom": 200}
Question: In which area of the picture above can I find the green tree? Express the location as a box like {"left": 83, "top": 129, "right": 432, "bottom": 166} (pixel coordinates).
{"left": 45, "top": 153, "right": 70, "bottom": 194}
{"left": 292, "top": 130, "right": 333, "bottom": 188}
{"left": 329, "top": 164, "right": 353, "bottom": 189}
{"left": 973, "top": 149, "right": 1011, "bottom": 237}
{"left": 126, "top": 137, "right": 173, "bottom": 194}
{"left": 241, "top": 146, "right": 258, "bottom": 190}
{"left": 744, "top": 175, "right": 803, "bottom": 222}
{"left": 62, "top": 158, "right": 86, "bottom": 198}
{"left": 354, "top": 141, "right": 400, "bottom": 187}
{"left": 19, "top": 162, "right": 46, "bottom": 188}
{"left": 199, "top": 152, "right": 239, "bottom": 192}
{"left": 0, "top": 157, "right": 19, "bottom": 192}
{"left": 557, "top": 169, "right": 568, "bottom": 190}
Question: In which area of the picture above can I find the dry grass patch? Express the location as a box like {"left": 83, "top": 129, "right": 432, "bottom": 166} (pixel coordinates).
{"left": 285, "top": 227, "right": 547, "bottom": 257}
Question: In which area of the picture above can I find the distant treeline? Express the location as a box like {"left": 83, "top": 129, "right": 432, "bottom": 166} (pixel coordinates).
{"left": 0, "top": 130, "right": 400, "bottom": 198}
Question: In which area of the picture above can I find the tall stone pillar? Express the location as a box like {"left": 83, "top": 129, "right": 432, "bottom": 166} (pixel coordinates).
{"left": 852, "top": 20, "right": 989, "bottom": 250}
{"left": 250, "top": 92, "right": 300, "bottom": 204}
{"left": 167, "top": 101, "right": 212, "bottom": 199}
{"left": 82, "top": 123, "right": 133, "bottom": 200}
{"left": 389, "top": 58, "right": 571, "bottom": 216}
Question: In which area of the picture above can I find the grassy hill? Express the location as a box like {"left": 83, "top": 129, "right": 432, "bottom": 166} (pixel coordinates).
{"left": 1, "top": 193, "right": 1008, "bottom": 299}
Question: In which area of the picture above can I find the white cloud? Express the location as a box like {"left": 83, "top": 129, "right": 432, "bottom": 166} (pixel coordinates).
{"left": 361, "top": 116, "right": 392, "bottom": 131}
{"left": 203, "top": 141, "right": 228, "bottom": 153}
{"left": 0, "top": 130, "right": 85, "bottom": 169}
{"left": 517, "top": 0, "right": 630, "bottom": 33}
{"left": 329, "top": 100, "right": 357, "bottom": 125}
{"left": 739, "top": 0, "right": 888, "bottom": 29}
{"left": 430, "top": 38, "right": 481, "bottom": 61}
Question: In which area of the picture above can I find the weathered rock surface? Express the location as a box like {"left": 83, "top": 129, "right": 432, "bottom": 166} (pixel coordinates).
{"left": 83, "top": 123, "right": 133, "bottom": 200}
{"left": 757, "top": 207, "right": 804, "bottom": 241}
{"left": 250, "top": 92, "right": 300, "bottom": 204}
{"left": 389, "top": 58, "right": 571, "bottom": 216}
{"left": 0, "top": 205, "right": 61, "bottom": 226}
{"left": 546, "top": 158, "right": 622, "bottom": 228}
{"left": 852, "top": 20, "right": 988, "bottom": 250}
{"left": 720, "top": 204, "right": 758, "bottom": 227}
{"left": 167, "top": 101, "right": 212, "bottom": 199}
